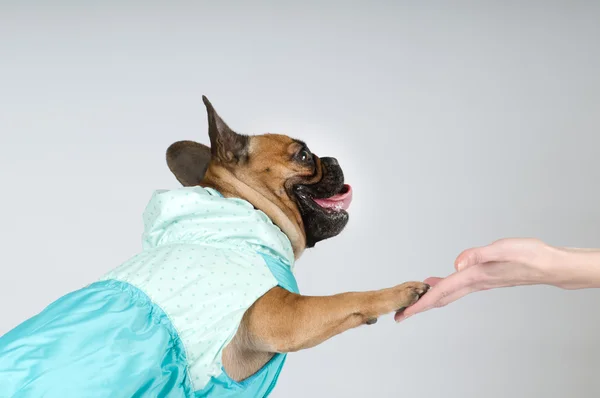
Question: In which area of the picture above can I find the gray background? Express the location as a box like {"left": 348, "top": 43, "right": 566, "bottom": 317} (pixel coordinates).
{"left": 1, "top": 2, "right": 600, "bottom": 397}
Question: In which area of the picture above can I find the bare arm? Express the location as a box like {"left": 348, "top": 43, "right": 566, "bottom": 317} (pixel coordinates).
{"left": 395, "top": 239, "right": 600, "bottom": 323}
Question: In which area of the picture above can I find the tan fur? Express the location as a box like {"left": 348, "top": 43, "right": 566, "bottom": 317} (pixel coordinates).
{"left": 202, "top": 134, "right": 323, "bottom": 259}
{"left": 222, "top": 283, "right": 429, "bottom": 381}
{"left": 191, "top": 135, "right": 428, "bottom": 382}
{"left": 167, "top": 101, "right": 429, "bottom": 384}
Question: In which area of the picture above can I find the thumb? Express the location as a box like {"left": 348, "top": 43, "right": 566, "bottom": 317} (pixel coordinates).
{"left": 423, "top": 276, "right": 443, "bottom": 287}
{"left": 455, "top": 243, "right": 506, "bottom": 271}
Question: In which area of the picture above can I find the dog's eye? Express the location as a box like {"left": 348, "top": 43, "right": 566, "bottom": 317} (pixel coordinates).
{"left": 298, "top": 149, "right": 313, "bottom": 163}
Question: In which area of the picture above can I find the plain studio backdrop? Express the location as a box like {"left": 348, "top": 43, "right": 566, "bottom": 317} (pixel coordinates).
{"left": 1, "top": 2, "right": 600, "bottom": 397}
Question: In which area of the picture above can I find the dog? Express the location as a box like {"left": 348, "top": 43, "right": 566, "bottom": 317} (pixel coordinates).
{"left": 0, "top": 97, "right": 429, "bottom": 397}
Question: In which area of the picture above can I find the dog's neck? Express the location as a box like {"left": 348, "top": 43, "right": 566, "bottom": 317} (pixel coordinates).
{"left": 202, "top": 166, "right": 306, "bottom": 259}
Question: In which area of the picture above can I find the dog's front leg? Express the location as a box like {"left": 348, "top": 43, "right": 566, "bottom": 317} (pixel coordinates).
{"left": 223, "top": 282, "right": 429, "bottom": 380}
{"left": 233, "top": 281, "right": 429, "bottom": 354}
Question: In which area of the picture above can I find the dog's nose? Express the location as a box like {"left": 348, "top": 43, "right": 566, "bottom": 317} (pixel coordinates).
{"left": 321, "top": 157, "right": 338, "bottom": 166}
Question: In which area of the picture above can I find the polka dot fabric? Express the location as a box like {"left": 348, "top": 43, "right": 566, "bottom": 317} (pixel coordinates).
{"left": 101, "top": 186, "right": 296, "bottom": 391}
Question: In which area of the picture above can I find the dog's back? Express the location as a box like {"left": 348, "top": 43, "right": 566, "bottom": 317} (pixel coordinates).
{"left": 0, "top": 186, "right": 298, "bottom": 397}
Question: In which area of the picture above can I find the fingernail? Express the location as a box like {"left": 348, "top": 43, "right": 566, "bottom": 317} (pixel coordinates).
{"left": 396, "top": 314, "right": 411, "bottom": 323}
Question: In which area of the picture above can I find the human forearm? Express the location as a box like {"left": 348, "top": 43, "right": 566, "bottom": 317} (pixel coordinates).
{"left": 552, "top": 246, "right": 600, "bottom": 289}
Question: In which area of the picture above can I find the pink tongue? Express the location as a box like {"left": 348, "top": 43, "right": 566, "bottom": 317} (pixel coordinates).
{"left": 313, "top": 184, "right": 353, "bottom": 211}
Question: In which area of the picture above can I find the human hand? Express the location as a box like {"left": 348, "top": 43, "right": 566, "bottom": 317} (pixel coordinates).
{"left": 395, "top": 238, "right": 600, "bottom": 322}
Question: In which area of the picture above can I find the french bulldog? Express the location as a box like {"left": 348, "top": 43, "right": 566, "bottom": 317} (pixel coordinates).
{"left": 167, "top": 97, "right": 430, "bottom": 385}
{"left": 0, "top": 96, "right": 429, "bottom": 397}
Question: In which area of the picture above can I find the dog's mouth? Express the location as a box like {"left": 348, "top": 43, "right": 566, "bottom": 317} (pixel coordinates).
{"left": 291, "top": 157, "right": 351, "bottom": 248}
{"left": 312, "top": 184, "right": 353, "bottom": 211}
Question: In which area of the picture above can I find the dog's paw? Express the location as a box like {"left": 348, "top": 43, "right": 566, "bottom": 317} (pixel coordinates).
{"left": 394, "top": 282, "right": 430, "bottom": 311}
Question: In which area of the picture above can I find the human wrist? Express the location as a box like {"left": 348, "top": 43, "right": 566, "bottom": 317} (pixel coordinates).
{"left": 548, "top": 246, "right": 600, "bottom": 289}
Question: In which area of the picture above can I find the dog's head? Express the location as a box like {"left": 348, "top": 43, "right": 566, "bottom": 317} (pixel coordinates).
{"left": 166, "top": 96, "right": 352, "bottom": 258}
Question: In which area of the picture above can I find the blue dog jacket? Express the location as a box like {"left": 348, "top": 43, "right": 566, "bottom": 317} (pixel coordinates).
{"left": 0, "top": 186, "right": 298, "bottom": 397}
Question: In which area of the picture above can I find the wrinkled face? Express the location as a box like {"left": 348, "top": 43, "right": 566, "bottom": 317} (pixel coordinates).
{"left": 166, "top": 96, "right": 352, "bottom": 253}
{"left": 247, "top": 134, "right": 352, "bottom": 248}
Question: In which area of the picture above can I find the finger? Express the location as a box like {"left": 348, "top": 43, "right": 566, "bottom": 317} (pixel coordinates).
{"left": 424, "top": 277, "right": 443, "bottom": 287}
{"left": 394, "top": 272, "right": 471, "bottom": 322}
{"left": 394, "top": 310, "right": 413, "bottom": 323}
{"left": 395, "top": 283, "right": 476, "bottom": 322}
{"left": 455, "top": 243, "right": 507, "bottom": 271}
{"left": 393, "top": 277, "right": 444, "bottom": 322}
{"left": 394, "top": 287, "right": 444, "bottom": 321}
{"left": 395, "top": 266, "right": 483, "bottom": 322}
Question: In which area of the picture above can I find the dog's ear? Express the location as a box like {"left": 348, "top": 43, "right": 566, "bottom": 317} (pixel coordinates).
{"left": 166, "top": 140, "right": 212, "bottom": 186}
{"left": 202, "top": 95, "right": 249, "bottom": 164}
